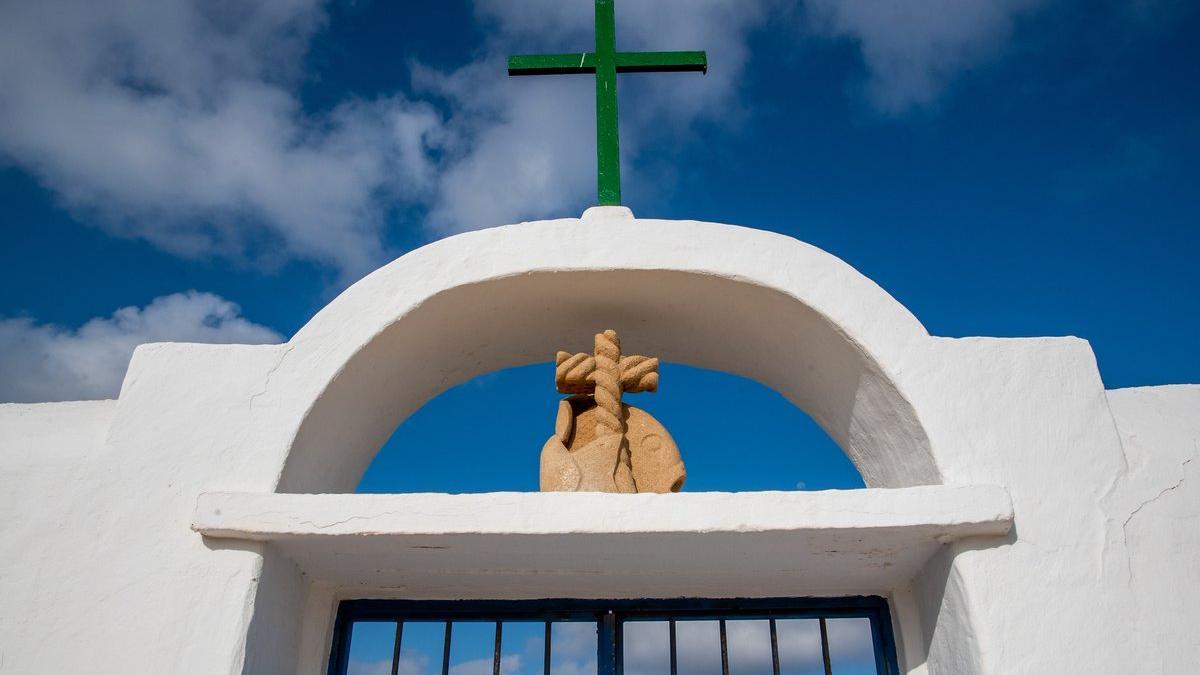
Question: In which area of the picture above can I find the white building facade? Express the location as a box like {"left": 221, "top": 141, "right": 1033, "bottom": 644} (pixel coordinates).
{"left": 1, "top": 207, "right": 1197, "bottom": 674}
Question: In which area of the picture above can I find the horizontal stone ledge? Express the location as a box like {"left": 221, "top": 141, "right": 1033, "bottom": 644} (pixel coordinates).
{"left": 193, "top": 486, "right": 1013, "bottom": 540}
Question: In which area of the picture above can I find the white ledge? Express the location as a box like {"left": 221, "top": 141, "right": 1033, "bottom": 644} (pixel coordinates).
{"left": 194, "top": 486, "right": 1011, "bottom": 539}
{"left": 193, "top": 487, "right": 1012, "bottom": 598}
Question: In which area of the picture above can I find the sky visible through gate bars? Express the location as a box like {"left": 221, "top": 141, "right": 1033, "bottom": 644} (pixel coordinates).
{"left": 344, "top": 619, "right": 878, "bottom": 675}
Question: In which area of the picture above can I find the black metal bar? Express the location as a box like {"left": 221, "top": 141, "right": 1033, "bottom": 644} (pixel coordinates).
{"left": 769, "top": 619, "right": 780, "bottom": 675}
{"left": 615, "top": 615, "right": 625, "bottom": 675}
{"left": 819, "top": 617, "right": 833, "bottom": 675}
{"left": 669, "top": 620, "right": 678, "bottom": 675}
{"left": 874, "top": 602, "right": 902, "bottom": 675}
{"left": 325, "top": 606, "right": 354, "bottom": 675}
{"left": 390, "top": 622, "right": 404, "bottom": 675}
{"left": 335, "top": 596, "right": 896, "bottom": 621}
{"left": 598, "top": 613, "right": 618, "bottom": 675}
{"left": 719, "top": 619, "right": 730, "bottom": 675}
{"left": 492, "top": 621, "right": 503, "bottom": 675}
{"left": 442, "top": 621, "right": 453, "bottom": 675}
{"left": 543, "top": 622, "right": 552, "bottom": 675}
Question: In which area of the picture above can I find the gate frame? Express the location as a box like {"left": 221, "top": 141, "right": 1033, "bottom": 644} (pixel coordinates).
{"left": 327, "top": 596, "right": 901, "bottom": 675}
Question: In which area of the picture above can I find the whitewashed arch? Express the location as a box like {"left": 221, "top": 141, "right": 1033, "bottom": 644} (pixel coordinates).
{"left": 267, "top": 209, "right": 942, "bottom": 493}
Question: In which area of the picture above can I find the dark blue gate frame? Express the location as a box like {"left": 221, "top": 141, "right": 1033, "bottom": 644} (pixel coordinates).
{"left": 327, "top": 596, "right": 901, "bottom": 675}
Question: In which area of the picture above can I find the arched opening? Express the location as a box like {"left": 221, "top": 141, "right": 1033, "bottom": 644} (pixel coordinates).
{"left": 277, "top": 267, "right": 939, "bottom": 494}
{"left": 224, "top": 219, "right": 989, "bottom": 674}
{"left": 356, "top": 362, "right": 865, "bottom": 493}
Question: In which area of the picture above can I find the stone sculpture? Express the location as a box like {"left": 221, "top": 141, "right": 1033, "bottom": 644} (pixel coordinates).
{"left": 540, "top": 329, "right": 686, "bottom": 493}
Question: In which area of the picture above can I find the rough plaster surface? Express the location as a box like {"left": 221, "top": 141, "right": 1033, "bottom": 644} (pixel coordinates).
{"left": 191, "top": 488, "right": 1012, "bottom": 599}
{"left": 193, "top": 487, "right": 1013, "bottom": 538}
{"left": 1103, "top": 385, "right": 1200, "bottom": 673}
{"left": 0, "top": 210, "right": 1197, "bottom": 674}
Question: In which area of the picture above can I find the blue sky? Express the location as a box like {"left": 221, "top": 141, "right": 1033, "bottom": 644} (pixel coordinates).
{"left": 1, "top": 0, "right": 1198, "bottom": 496}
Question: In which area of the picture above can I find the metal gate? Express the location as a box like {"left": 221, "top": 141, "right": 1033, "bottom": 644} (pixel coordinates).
{"left": 328, "top": 597, "right": 900, "bottom": 675}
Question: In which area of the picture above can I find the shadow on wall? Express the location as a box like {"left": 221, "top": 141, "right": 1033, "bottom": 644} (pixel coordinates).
{"left": 913, "top": 525, "right": 1020, "bottom": 671}
{"left": 214, "top": 540, "right": 306, "bottom": 674}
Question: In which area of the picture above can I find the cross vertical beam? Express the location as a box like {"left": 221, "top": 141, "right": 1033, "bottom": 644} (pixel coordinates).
{"left": 594, "top": 0, "right": 620, "bottom": 205}
{"left": 507, "top": 0, "right": 707, "bottom": 208}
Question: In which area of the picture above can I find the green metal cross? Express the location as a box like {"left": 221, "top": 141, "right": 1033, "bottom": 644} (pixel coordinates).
{"left": 508, "top": 0, "right": 707, "bottom": 206}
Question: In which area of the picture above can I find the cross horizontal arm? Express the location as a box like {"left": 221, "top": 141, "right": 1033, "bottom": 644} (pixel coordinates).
{"left": 555, "top": 352, "right": 659, "bottom": 394}
{"left": 615, "top": 51, "right": 707, "bottom": 74}
{"left": 508, "top": 50, "right": 707, "bottom": 76}
{"left": 508, "top": 53, "right": 597, "bottom": 76}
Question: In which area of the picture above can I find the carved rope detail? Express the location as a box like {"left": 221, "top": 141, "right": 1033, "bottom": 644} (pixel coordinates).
{"left": 550, "top": 330, "right": 666, "bottom": 493}
{"left": 554, "top": 352, "right": 595, "bottom": 393}
{"left": 618, "top": 354, "right": 659, "bottom": 392}
{"left": 554, "top": 352, "right": 659, "bottom": 394}
{"left": 591, "top": 329, "right": 624, "bottom": 437}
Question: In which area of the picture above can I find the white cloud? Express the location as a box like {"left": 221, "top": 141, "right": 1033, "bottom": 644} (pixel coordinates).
{"left": 347, "top": 658, "right": 393, "bottom": 675}
{"left": 547, "top": 620, "right": 597, "bottom": 658}
{"left": 419, "top": 0, "right": 770, "bottom": 234}
{"left": 804, "top": 0, "right": 1047, "bottom": 113}
{"left": 622, "top": 617, "right": 875, "bottom": 674}
{"left": 417, "top": 0, "right": 1052, "bottom": 230}
{"left": 412, "top": 58, "right": 596, "bottom": 233}
{"left": 450, "top": 654, "right": 522, "bottom": 675}
{"left": 0, "top": 0, "right": 1051, "bottom": 270}
{"left": 0, "top": 291, "right": 280, "bottom": 403}
{"left": 347, "top": 652, "right": 522, "bottom": 675}
{"left": 0, "top": 0, "right": 445, "bottom": 279}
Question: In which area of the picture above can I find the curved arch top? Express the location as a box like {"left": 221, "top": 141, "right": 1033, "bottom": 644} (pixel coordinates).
{"left": 267, "top": 209, "right": 942, "bottom": 493}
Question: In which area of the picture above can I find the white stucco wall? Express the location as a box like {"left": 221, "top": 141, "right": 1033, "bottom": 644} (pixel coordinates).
{"left": 1, "top": 348, "right": 287, "bottom": 674}
{"left": 0, "top": 209, "right": 1196, "bottom": 674}
{"left": 0, "top": 401, "right": 118, "bottom": 669}
{"left": 1104, "top": 385, "right": 1200, "bottom": 673}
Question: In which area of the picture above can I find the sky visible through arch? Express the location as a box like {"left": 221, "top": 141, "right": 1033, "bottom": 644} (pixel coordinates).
{"left": 356, "top": 363, "right": 863, "bottom": 494}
